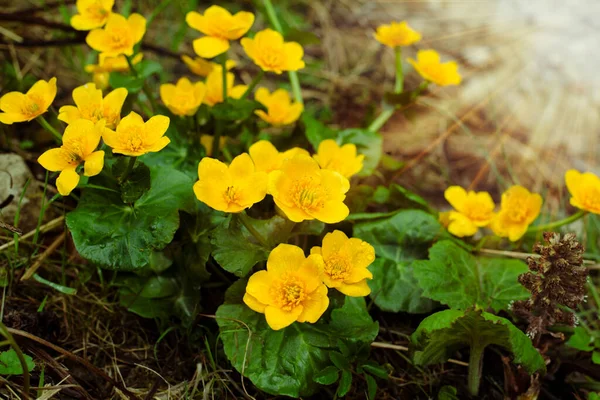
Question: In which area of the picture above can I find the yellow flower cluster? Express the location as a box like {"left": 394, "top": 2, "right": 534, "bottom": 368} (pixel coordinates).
{"left": 193, "top": 140, "right": 364, "bottom": 223}
{"left": 374, "top": 21, "right": 461, "bottom": 86}
{"left": 244, "top": 231, "right": 375, "bottom": 330}
{"left": 0, "top": 78, "right": 57, "bottom": 124}
{"left": 443, "top": 185, "right": 542, "bottom": 241}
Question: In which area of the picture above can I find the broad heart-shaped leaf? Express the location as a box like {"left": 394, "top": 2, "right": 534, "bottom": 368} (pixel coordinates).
{"left": 354, "top": 209, "right": 445, "bottom": 313}
{"left": 0, "top": 348, "right": 35, "bottom": 375}
{"left": 216, "top": 303, "right": 333, "bottom": 397}
{"left": 413, "top": 240, "right": 530, "bottom": 312}
{"left": 337, "top": 128, "right": 383, "bottom": 176}
{"left": 67, "top": 165, "right": 195, "bottom": 270}
{"left": 566, "top": 327, "right": 594, "bottom": 351}
{"left": 369, "top": 258, "right": 437, "bottom": 314}
{"left": 329, "top": 297, "right": 379, "bottom": 343}
{"left": 411, "top": 309, "right": 546, "bottom": 375}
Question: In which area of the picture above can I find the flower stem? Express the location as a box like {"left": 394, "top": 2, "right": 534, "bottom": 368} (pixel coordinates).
{"left": 261, "top": 0, "right": 303, "bottom": 106}
{"left": 367, "top": 107, "right": 394, "bottom": 133}
{"left": 36, "top": 115, "right": 62, "bottom": 143}
{"left": 126, "top": 54, "right": 157, "bottom": 115}
{"left": 120, "top": 156, "right": 137, "bottom": 183}
{"left": 467, "top": 342, "right": 484, "bottom": 397}
{"left": 237, "top": 212, "right": 270, "bottom": 248}
{"left": 527, "top": 210, "right": 587, "bottom": 233}
{"left": 240, "top": 70, "right": 265, "bottom": 100}
{"left": 221, "top": 54, "right": 228, "bottom": 102}
{"left": 394, "top": 47, "right": 404, "bottom": 93}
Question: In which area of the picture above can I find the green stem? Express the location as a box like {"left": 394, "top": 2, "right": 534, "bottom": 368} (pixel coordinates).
{"left": 0, "top": 323, "right": 31, "bottom": 399}
{"left": 261, "top": 0, "right": 303, "bottom": 106}
{"left": 36, "top": 115, "right": 62, "bottom": 143}
{"left": 467, "top": 342, "right": 484, "bottom": 396}
{"left": 120, "top": 156, "right": 137, "bottom": 182}
{"left": 126, "top": 54, "right": 157, "bottom": 114}
{"left": 237, "top": 212, "right": 270, "bottom": 248}
{"left": 527, "top": 210, "right": 587, "bottom": 233}
{"left": 212, "top": 121, "right": 223, "bottom": 159}
{"left": 394, "top": 47, "right": 403, "bottom": 93}
{"left": 240, "top": 70, "right": 265, "bottom": 100}
{"left": 367, "top": 107, "right": 394, "bottom": 133}
{"left": 221, "top": 54, "right": 228, "bottom": 102}
{"left": 587, "top": 279, "right": 600, "bottom": 311}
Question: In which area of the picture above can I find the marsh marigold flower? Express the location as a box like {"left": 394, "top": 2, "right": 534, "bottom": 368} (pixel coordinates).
{"left": 200, "top": 134, "right": 227, "bottom": 157}
{"left": 85, "top": 53, "right": 143, "bottom": 89}
{"left": 374, "top": 21, "right": 421, "bottom": 48}
{"left": 408, "top": 50, "right": 461, "bottom": 86}
{"left": 58, "top": 83, "right": 127, "bottom": 129}
{"left": 565, "top": 170, "right": 600, "bottom": 214}
{"left": 313, "top": 139, "right": 364, "bottom": 179}
{"left": 310, "top": 230, "right": 375, "bottom": 296}
{"left": 444, "top": 186, "right": 495, "bottom": 237}
{"left": 241, "top": 29, "right": 305, "bottom": 74}
{"left": 102, "top": 112, "right": 170, "bottom": 156}
{"left": 71, "top": 0, "right": 113, "bottom": 31}
{"left": 86, "top": 13, "right": 146, "bottom": 57}
{"left": 193, "top": 153, "right": 267, "bottom": 213}
{"left": 268, "top": 154, "right": 350, "bottom": 223}
{"left": 181, "top": 55, "right": 235, "bottom": 77}
{"left": 249, "top": 140, "right": 308, "bottom": 174}
{"left": 203, "top": 68, "right": 247, "bottom": 106}
{"left": 160, "top": 77, "right": 206, "bottom": 117}
{"left": 244, "top": 243, "right": 329, "bottom": 330}
{"left": 490, "top": 185, "right": 542, "bottom": 241}
{"left": 254, "top": 87, "right": 303, "bottom": 126}
{"left": 0, "top": 78, "right": 57, "bottom": 124}
{"left": 38, "top": 119, "right": 105, "bottom": 196}
{"left": 186, "top": 5, "right": 254, "bottom": 58}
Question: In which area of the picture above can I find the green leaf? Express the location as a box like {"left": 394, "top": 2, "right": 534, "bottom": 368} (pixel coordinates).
{"left": 593, "top": 351, "right": 600, "bottom": 365}
{"left": 211, "top": 98, "right": 261, "bottom": 121}
{"left": 337, "top": 128, "right": 383, "bottom": 176}
{"left": 362, "top": 364, "right": 388, "bottom": 379}
{"left": 216, "top": 303, "right": 333, "bottom": 397}
{"left": 302, "top": 113, "right": 337, "bottom": 149}
{"left": 329, "top": 351, "right": 351, "bottom": 370}
{"left": 566, "top": 327, "right": 594, "bottom": 351}
{"left": 210, "top": 216, "right": 269, "bottom": 277}
{"left": 354, "top": 210, "right": 444, "bottom": 313}
{"left": 413, "top": 240, "right": 530, "bottom": 311}
{"left": 313, "top": 366, "right": 339, "bottom": 385}
{"left": 369, "top": 258, "right": 437, "bottom": 314}
{"left": 411, "top": 309, "right": 545, "bottom": 375}
{"left": 245, "top": 214, "right": 296, "bottom": 248}
{"left": 337, "top": 369, "right": 353, "bottom": 397}
{"left": 437, "top": 385, "right": 460, "bottom": 400}
{"left": 137, "top": 60, "right": 162, "bottom": 78}
{"left": 67, "top": 165, "right": 195, "bottom": 270}
{"left": 285, "top": 29, "right": 321, "bottom": 45}
{"left": 329, "top": 296, "right": 379, "bottom": 343}
{"left": 141, "top": 124, "right": 201, "bottom": 179}
{"left": 590, "top": 393, "right": 600, "bottom": 400}
{"left": 0, "top": 348, "right": 34, "bottom": 375}
{"left": 109, "top": 72, "right": 144, "bottom": 93}
{"left": 365, "top": 373, "right": 377, "bottom": 400}
{"left": 373, "top": 184, "right": 432, "bottom": 213}
{"left": 119, "top": 162, "right": 151, "bottom": 203}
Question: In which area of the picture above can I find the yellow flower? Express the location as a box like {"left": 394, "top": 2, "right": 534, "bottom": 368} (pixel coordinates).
{"left": 86, "top": 13, "right": 146, "bottom": 57}
{"left": 268, "top": 154, "right": 350, "bottom": 223}
{"left": 408, "top": 50, "right": 462, "bottom": 86}
{"left": 186, "top": 5, "right": 254, "bottom": 58}
{"left": 160, "top": 77, "right": 206, "bottom": 117}
{"left": 241, "top": 29, "right": 305, "bottom": 74}
{"left": 249, "top": 140, "right": 309, "bottom": 174}
{"left": 254, "top": 87, "right": 303, "bottom": 126}
{"left": 244, "top": 243, "right": 329, "bottom": 330}
{"left": 444, "top": 186, "right": 495, "bottom": 237}
{"left": 438, "top": 211, "right": 452, "bottom": 228}
{"left": 203, "top": 69, "right": 247, "bottom": 106}
{"left": 181, "top": 55, "right": 236, "bottom": 77}
{"left": 37, "top": 119, "right": 105, "bottom": 196}
{"left": 58, "top": 83, "right": 127, "bottom": 129}
{"left": 102, "top": 112, "right": 170, "bottom": 156}
{"left": 200, "top": 134, "right": 226, "bottom": 156}
{"left": 490, "top": 185, "right": 542, "bottom": 241}
{"left": 565, "top": 170, "right": 600, "bottom": 214}
{"left": 71, "top": 0, "right": 114, "bottom": 31}
{"left": 193, "top": 153, "right": 268, "bottom": 213}
{"left": 0, "top": 77, "right": 57, "bottom": 124}
{"left": 374, "top": 21, "right": 421, "bottom": 48}
{"left": 85, "top": 53, "right": 143, "bottom": 89}
{"left": 313, "top": 139, "right": 364, "bottom": 178}
{"left": 310, "top": 230, "right": 375, "bottom": 297}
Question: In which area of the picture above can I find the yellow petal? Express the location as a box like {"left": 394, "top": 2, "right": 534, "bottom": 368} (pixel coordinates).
{"left": 229, "top": 153, "right": 256, "bottom": 181}
{"left": 447, "top": 211, "right": 478, "bottom": 237}
{"left": 85, "top": 29, "right": 109, "bottom": 52}
{"left": 282, "top": 42, "right": 305, "bottom": 71}
{"left": 243, "top": 293, "right": 267, "bottom": 313}
{"left": 444, "top": 186, "right": 467, "bottom": 213}
{"left": 266, "top": 244, "right": 307, "bottom": 276}
{"left": 83, "top": 150, "right": 105, "bottom": 176}
{"left": 101, "top": 127, "right": 119, "bottom": 151}
{"left": 144, "top": 115, "right": 170, "bottom": 144}
{"left": 38, "top": 148, "right": 73, "bottom": 172}
{"left": 246, "top": 270, "right": 275, "bottom": 306}
{"left": 297, "top": 285, "right": 329, "bottom": 323}
{"left": 296, "top": 254, "right": 325, "bottom": 293}
{"left": 193, "top": 180, "right": 230, "bottom": 212}
{"left": 103, "top": 87, "right": 128, "bottom": 124}
{"left": 228, "top": 11, "right": 255, "bottom": 39}
{"left": 128, "top": 13, "right": 147, "bottom": 44}
{"left": 321, "top": 230, "right": 348, "bottom": 259}
{"left": 310, "top": 200, "right": 349, "bottom": 224}
{"left": 0, "top": 92, "right": 27, "bottom": 114}
{"left": 337, "top": 279, "right": 371, "bottom": 297}
{"left": 343, "top": 238, "right": 376, "bottom": 271}
{"left": 193, "top": 36, "right": 230, "bottom": 59}
{"left": 56, "top": 169, "right": 80, "bottom": 196}
{"left": 236, "top": 172, "right": 268, "bottom": 207}
{"left": 265, "top": 305, "right": 302, "bottom": 330}
{"left": 254, "top": 87, "right": 271, "bottom": 106}
{"left": 72, "top": 83, "right": 102, "bottom": 111}
{"left": 565, "top": 169, "right": 582, "bottom": 200}
{"left": 57, "top": 105, "right": 82, "bottom": 124}
{"left": 144, "top": 136, "right": 171, "bottom": 153}
{"left": 197, "top": 157, "right": 229, "bottom": 181}
{"left": 507, "top": 223, "right": 528, "bottom": 242}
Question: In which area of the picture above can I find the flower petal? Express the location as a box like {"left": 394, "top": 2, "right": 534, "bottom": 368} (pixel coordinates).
{"left": 192, "top": 36, "right": 230, "bottom": 59}
{"left": 264, "top": 305, "right": 302, "bottom": 330}
{"left": 243, "top": 293, "right": 267, "bottom": 313}
{"left": 56, "top": 168, "right": 80, "bottom": 196}
{"left": 246, "top": 270, "right": 275, "bottom": 306}
{"left": 83, "top": 150, "right": 105, "bottom": 176}
{"left": 337, "top": 279, "right": 371, "bottom": 297}
{"left": 38, "top": 148, "right": 72, "bottom": 171}
{"left": 297, "top": 285, "right": 329, "bottom": 323}
{"left": 267, "top": 244, "right": 307, "bottom": 276}
{"left": 444, "top": 186, "right": 467, "bottom": 213}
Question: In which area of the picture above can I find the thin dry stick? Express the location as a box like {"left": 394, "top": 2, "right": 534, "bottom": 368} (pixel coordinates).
{"left": 0, "top": 216, "right": 63, "bottom": 252}
{"left": 21, "top": 231, "right": 65, "bottom": 280}
{"left": 371, "top": 341, "right": 469, "bottom": 367}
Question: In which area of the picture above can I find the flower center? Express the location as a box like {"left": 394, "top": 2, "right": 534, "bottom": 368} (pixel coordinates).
{"left": 291, "top": 177, "right": 325, "bottom": 212}
{"left": 124, "top": 127, "right": 144, "bottom": 152}
{"left": 224, "top": 186, "right": 241, "bottom": 205}
{"left": 582, "top": 188, "right": 600, "bottom": 210}
{"left": 272, "top": 276, "right": 305, "bottom": 311}
{"left": 324, "top": 254, "right": 351, "bottom": 281}
{"left": 23, "top": 95, "right": 43, "bottom": 117}
{"left": 464, "top": 198, "right": 492, "bottom": 222}
{"left": 109, "top": 29, "right": 130, "bottom": 49}
{"left": 85, "top": 1, "right": 108, "bottom": 19}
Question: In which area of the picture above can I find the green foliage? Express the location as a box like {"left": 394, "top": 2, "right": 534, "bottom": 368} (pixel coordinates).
{"left": 109, "top": 73, "right": 144, "bottom": 93}
{"left": 141, "top": 124, "right": 201, "bottom": 179}
{"left": 0, "top": 349, "right": 35, "bottom": 375}
{"left": 354, "top": 209, "right": 444, "bottom": 313}
{"left": 113, "top": 159, "right": 151, "bottom": 203}
{"left": 437, "top": 385, "right": 460, "bottom": 400}
{"left": 567, "top": 326, "right": 600, "bottom": 364}
{"left": 413, "top": 240, "right": 530, "bottom": 311}
{"left": 302, "top": 113, "right": 337, "bottom": 149}
{"left": 411, "top": 309, "right": 546, "bottom": 374}
{"left": 67, "top": 164, "right": 195, "bottom": 270}
{"left": 211, "top": 98, "right": 261, "bottom": 121}
{"left": 337, "top": 128, "right": 382, "bottom": 176}
{"left": 372, "top": 184, "right": 433, "bottom": 213}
